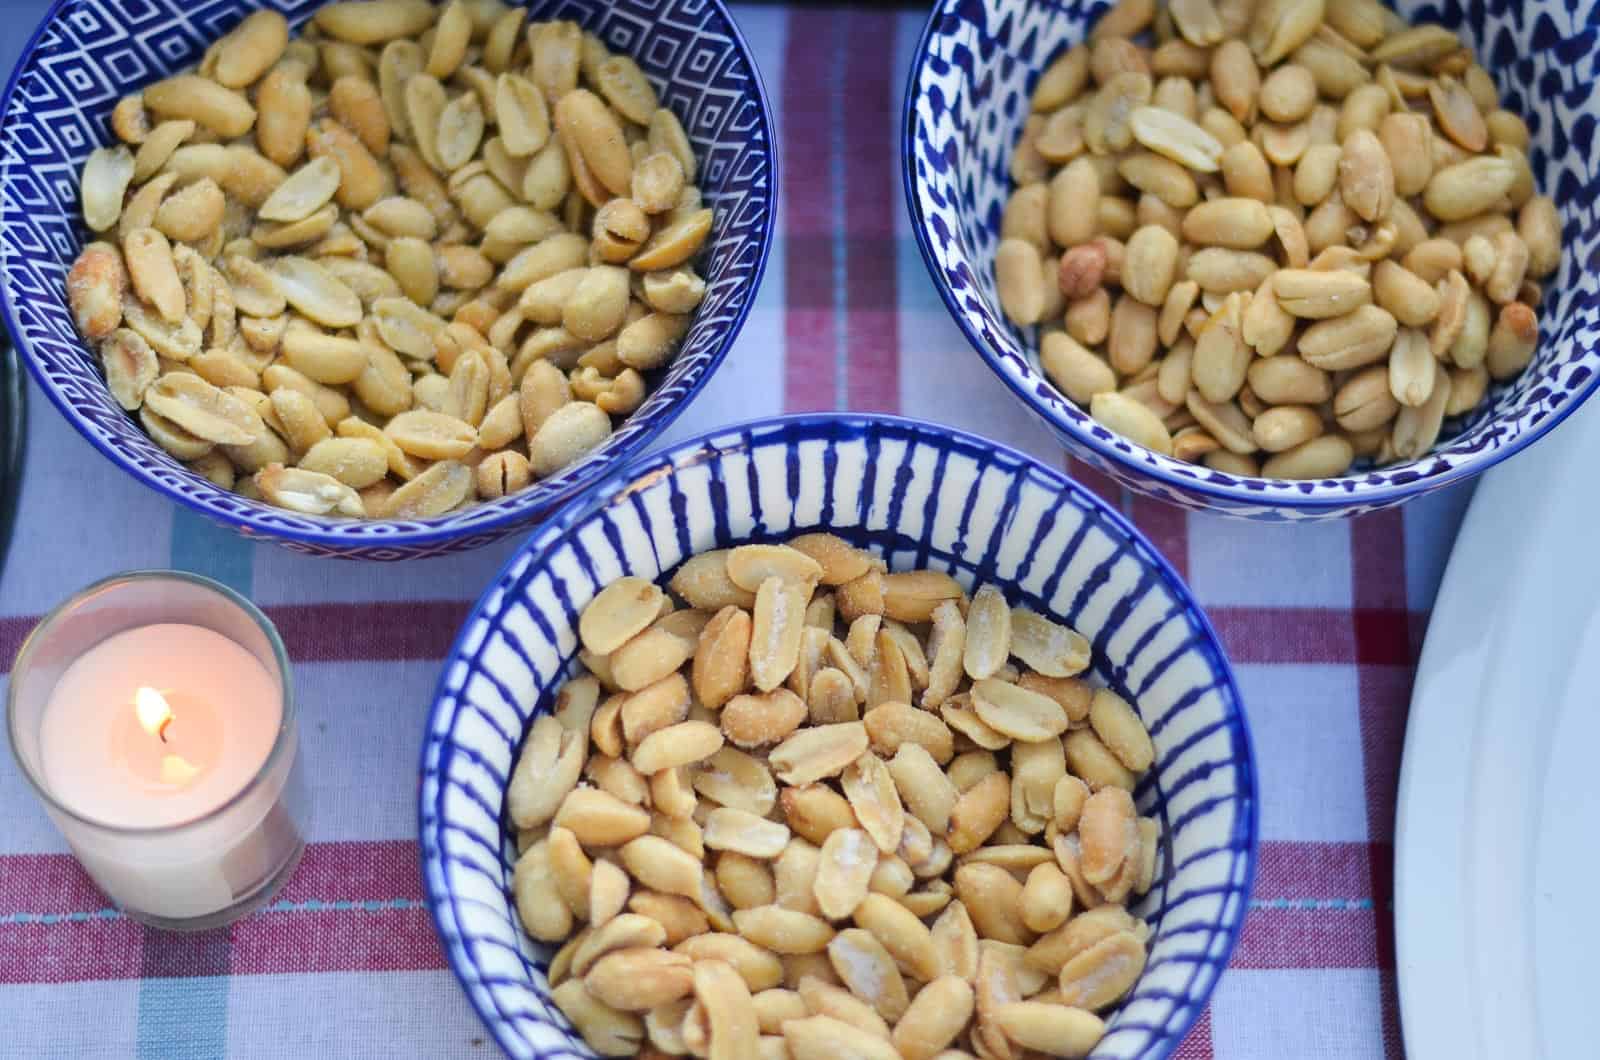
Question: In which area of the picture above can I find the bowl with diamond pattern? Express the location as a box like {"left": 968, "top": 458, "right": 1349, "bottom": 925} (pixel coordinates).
{"left": 904, "top": 0, "right": 1600, "bottom": 521}
{"left": 419, "top": 413, "right": 1257, "bottom": 1060}
{"left": 0, "top": 0, "right": 775, "bottom": 559}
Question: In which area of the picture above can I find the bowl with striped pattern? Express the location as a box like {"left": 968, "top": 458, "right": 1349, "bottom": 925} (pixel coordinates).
{"left": 420, "top": 413, "right": 1257, "bottom": 1059}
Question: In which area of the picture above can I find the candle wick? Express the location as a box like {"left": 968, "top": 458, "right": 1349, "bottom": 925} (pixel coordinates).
{"left": 158, "top": 717, "right": 172, "bottom": 744}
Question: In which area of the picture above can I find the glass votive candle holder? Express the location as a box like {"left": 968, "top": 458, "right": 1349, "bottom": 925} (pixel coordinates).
{"left": 6, "top": 570, "right": 306, "bottom": 932}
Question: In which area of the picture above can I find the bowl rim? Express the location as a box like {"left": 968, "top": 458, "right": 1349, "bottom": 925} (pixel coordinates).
{"left": 0, "top": 0, "right": 779, "bottom": 553}
{"left": 418, "top": 410, "right": 1261, "bottom": 1059}
{"left": 899, "top": 0, "right": 1600, "bottom": 512}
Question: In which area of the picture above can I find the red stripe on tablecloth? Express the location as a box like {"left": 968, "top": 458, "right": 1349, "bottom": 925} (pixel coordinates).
{"left": 1067, "top": 456, "right": 1123, "bottom": 507}
{"left": 1, "top": 601, "right": 1425, "bottom": 675}
{"left": 1230, "top": 905, "right": 1383, "bottom": 968}
{"left": 1206, "top": 606, "right": 1419, "bottom": 666}
{"left": 1350, "top": 508, "right": 1409, "bottom": 1058}
{"left": 0, "top": 920, "right": 146, "bottom": 984}
{"left": 229, "top": 907, "right": 444, "bottom": 975}
{"left": 271, "top": 840, "right": 426, "bottom": 903}
{"left": 1253, "top": 840, "right": 1383, "bottom": 901}
{"left": 0, "top": 841, "right": 440, "bottom": 982}
{"left": 1, "top": 602, "right": 472, "bottom": 673}
{"left": 782, "top": 8, "right": 839, "bottom": 412}
{"left": 1174, "top": 1006, "right": 1214, "bottom": 1059}
{"left": 841, "top": 17, "right": 900, "bottom": 412}
{"left": 1128, "top": 494, "right": 1189, "bottom": 582}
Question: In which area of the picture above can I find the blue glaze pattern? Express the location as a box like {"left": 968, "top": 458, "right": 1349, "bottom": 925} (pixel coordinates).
{"left": 0, "top": 0, "right": 774, "bottom": 559}
{"left": 903, "top": 0, "right": 1600, "bottom": 520}
{"left": 420, "top": 414, "right": 1258, "bottom": 1060}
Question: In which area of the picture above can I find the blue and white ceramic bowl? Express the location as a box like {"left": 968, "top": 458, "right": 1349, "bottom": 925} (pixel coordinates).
{"left": 0, "top": 0, "right": 775, "bottom": 560}
{"left": 904, "top": 0, "right": 1600, "bottom": 521}
{"left": 420, "top": 413, "right": 1258, "bottom": 1060}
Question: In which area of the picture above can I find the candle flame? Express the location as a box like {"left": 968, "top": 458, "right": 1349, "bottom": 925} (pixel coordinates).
{"left": 134, "top": 686, "right": 174, "bottom": 742}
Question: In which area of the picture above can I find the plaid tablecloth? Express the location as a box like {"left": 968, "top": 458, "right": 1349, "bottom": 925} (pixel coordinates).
{"left": 0, "top": 3, "right": 1473, "bottom": 1056}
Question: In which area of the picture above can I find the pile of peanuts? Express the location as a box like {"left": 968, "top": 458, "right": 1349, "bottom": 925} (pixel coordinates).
{"left": 995, "top": 0, "right": 1563, "bottom": 480}
{"left": 508, "top": 533, "right": 1162, "bottom": 1060}
{"left": 65, "top": 0, "right": 713, "bottom": 519}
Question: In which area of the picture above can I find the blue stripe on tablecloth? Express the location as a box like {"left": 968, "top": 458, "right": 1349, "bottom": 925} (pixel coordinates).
{"left": 168, "top": 510, "right": 255, "bottom": 596}
{"left": 132, "top": 512, "right": 256, "bottom": 1058}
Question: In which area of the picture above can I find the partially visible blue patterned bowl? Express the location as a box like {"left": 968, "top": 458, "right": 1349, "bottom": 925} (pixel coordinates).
{"left": 0, "top": 0, "right": 774, "bottom": 560}
{"left": 420, "top": 413, "right": 1257, "bottom": 1060}
{"left": 904, "top": 0, "right": 1600, "bottom": 521}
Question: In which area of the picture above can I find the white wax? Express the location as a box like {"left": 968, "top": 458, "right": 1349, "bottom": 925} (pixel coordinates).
{"left": 40, "top": 624, "right": 280, "bottom": 829}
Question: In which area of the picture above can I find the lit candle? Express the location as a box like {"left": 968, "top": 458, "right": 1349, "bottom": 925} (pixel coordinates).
{"left": 8, "top": 574, "right": 305, "bottom": 930}
{"left": 39, "top": 625, "right": 280, "bottom": 827}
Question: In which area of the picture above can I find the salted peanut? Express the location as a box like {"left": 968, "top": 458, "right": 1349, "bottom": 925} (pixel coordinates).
{"left": 683, "top": 606, "right": 751, "bottom": 712}
{"left": 1079, "top": 786, "right": 1139, "bottom": 886}
{"left": 1180, "top": 197, "right": 1273, "bottom": 249}
{"left": 1063, "top": 728, "right": 1137, "bottom": 792}
{"left": 619, "top": 673, "right": 691, "bottom": 748}
{"left": 1426, "top": 74, "right": 1487, "bottom": 153}
{"left": 1290, "top": 142, "right": 1339, "bottom": 207}
{"left": 259, "top": 156, "right": 342, "bottom": 225}
{"left": 130, "top": 119, "right": 194, "bottom": 185}
{"left": 1032, "top": 44, "right": 1091, "bottom": 111}
{"left": 1486, "top": 301, "right": 1538, "bottom": 381}
{"left": 1298, "top": 305, "right": 1399, "bottom": 371}
{"left": 324, "top": 78, "right": 391, "bottom": 157}
{"left": 1371, "top": 260, "right": 1441, "bottom": 328}
{"left": 144, "top": 370, "right": 263, "bottom": 445}
{"left": 111, "top": 93, "right": 151, "bottom": 145}
{"left": 970, "top": 678, "right": 1069, "bottom": 742}
{"left": 547, "top": 826, "right": 595, "bottom": 919}
{"left": 1055, "top": 930, "right": 1146, "bottom": 1012}
{"left": 99, "top": 327, "right": 161, "bottom": 410}
{"left": 1037, "top": 332, "right": 1112, "bottom": 406}
{"left": 1424, "top": 156, "right": 1518, "bottom": 223}
{"left": 747, "top": 576, "right": 808, "bottom": 692}
{"left": 1192, "top": 291, "right": 1248, "bottom": 402}
{"left": 822, "top": 930, "right": 909, "bottom": 1024}
{"left": 1518, "top": 196, "right": 1562, "bottom": 279}
{"left": 555, "top": 786, "right": 652, "bottom": 847}
{"left": 1117, "top": 224, "right": 1178, "bottom": 307}
{"left": 732, "top": 905, "right": 833, "bottom": 955}
{"left": 513, "top": 839, "right": 575, "bottom": 942}
{"left": 1331, "top": 363, "right": 1399, "bottom": 432}
{"left": 123, "top": 227, "right": 186, "bottom": 323}
{"left": 1372, "top": 113, "right": 1433, "bottom": 201}
{"left": 616, "top": 834, "right": 704, "bottom": 901}
{"left": 770, "top": 722, "right": 868, "bottom": 786}
{"left": 550, "top": 979, "right": 644, "bottom": 1057}
{"left": 858, "top": 701, "right": 952, "bottom": 763}
{"left": 552, "top": 89, "right": 632, "bottom": 200}
{"left": 806, "top": 828, "right": 878, "bottom": 921}
{"left": 1254, "top": 63, "right": 1314, "bottom": 124}
{"left": 951, "top": 863, "right": 1029, "bottom": 945}
{"left": 948, "top": 586, "right": 1008, "bottom": 682}
{"left": 1019, "top": 863, "right": 1076, "bottom": 935}
{"left": 752, "top": 989, "right": 808, "bottom": 1036}
{"left": 1261, "top": 433, "right": 1356, "bottom": 478}
{"left": 852, "top": 892, "right": 941, "bottom": 981}
{"left": 628, "top": 892, "right": 705, "bottom": 947}
{"left": 946, "top": 770, "right": 1011, "bottom": 856}
{"left": 304, "top": 118, "right": 388, "bottom": 211}
{"left": 782, "top": 1014, "right": 898, "bottom": 1060}
{"left": 836, "top": 753, "right": 901, "bottom": 855}
{"left": 889, "top": 976, "right": 973, "bottom": 1060}
{"left": 371, "top": 458, "right": 467, "bottom": 517}
{"left": 68, "top": 242, "right": 127, "bottom": 340}
{"left": 527, "top": 400, "right": 610, "bottom": 476}
{"left": 312, "top": 0, "right": 432, "bottom": 44}
{"left": 1124, "top": 104, "right": 1221, "bottom": 173}
{"left": 992, "top": 1002, "right": 1105, "bottom": 1057}
{"left": 584, "top": 947, "right": 694, "bottom": 1013}
{"left": 1117, "top": 150, "right": 1198, "bottom": 209}
{"left": 773, "top": 787, "right": 849, "bottom": 852}
{"left": 1401, "top": 238, "right": 1464, "bottom": 287}
{"left": 705, "top": 809, "right": 791, "bottom": 861}
{"left": 1208, "top": 39, "right": 1257, "bottom": 124}
{"left": 1338, "top": 129, "right": 1394, "bottom": 224}
{"left": 380, "top": 408, "right": 474, "bottom": 461}
{"left": 144, "top": 75, "right": 255, "bottom": 138}
{"left": 1251, "top": 402, "right": 1322, "bottom": 453}
{"left": 992, "top": 237, "right": 1048, "bottom": 327}
{"left": 1185, "top": 246, "right": 1275, "bottom": 294}
{"left": 1090, "top": 391, "right": 1173, "bottom": 455}
{"left": 297, "top": 435, "right": 388, "bottom": 489}
{"left": 1383, "top": 326, "right": 1438, "bottom": 410}
{"left": 1485, "top": 230, "right": 1530, "bottom": 306}
{"left": 685, "top": 959, "right": 759, "bottom": 1060}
